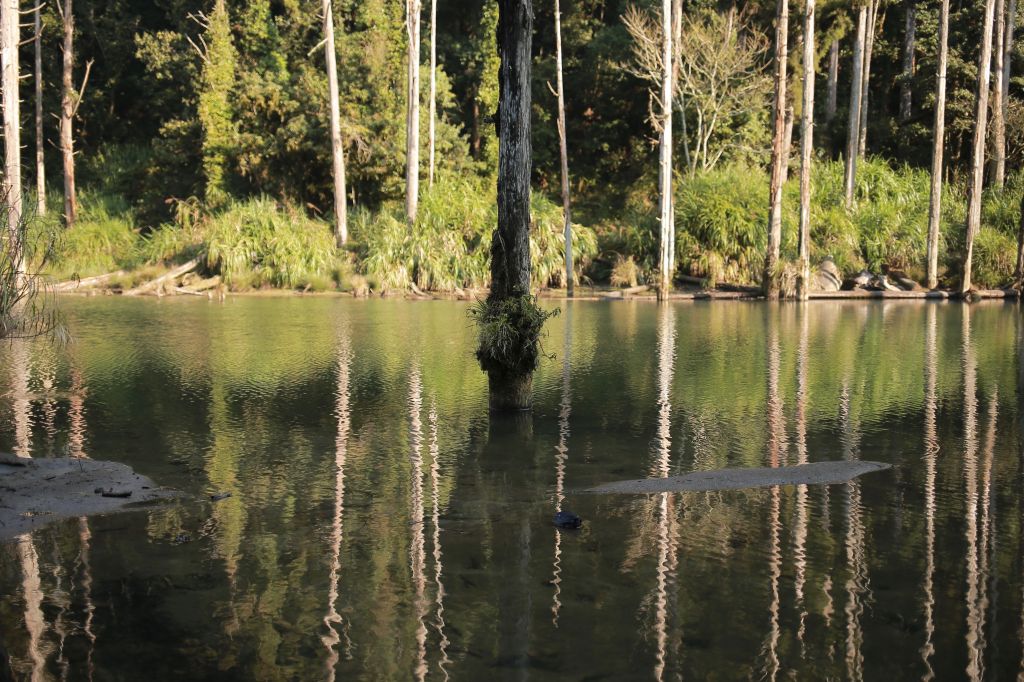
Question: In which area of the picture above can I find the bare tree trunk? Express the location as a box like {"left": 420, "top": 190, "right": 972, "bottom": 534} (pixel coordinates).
{"left": 926, "top": 0, "right": 950, "bottom": 290}
{"left": 658, "top": 0, "right": 673, "bottom": 299}
{"left": 61, "top": 0, "right": 77, "bottom": 227}
{"left": 1015, "top": 193, "right": 1024, "bottom": 286}
{"left": 798, "top": 0, "right": 816, "bottom": 302}
{"left": 764, "top": 0, "right": 789, "bottom": 300}
{"left": 826, "top": 39, "right": 838, "bottom": 123}
{"left": 1, "top": 0, "right": 22, "bottom": 273}
{"left": 899, "top": 0, "right": 915, "bottom": 123}
{"left": 962, "top": 0, "right": 997, "bottom": 295}
{"left": 781, "top": 103, "right": 794, "bottom": 183}
{"left": 844, "top": 6, "right": 866, "bottom": 209}
{"left": 554, "top": 0, "right": 573, "bottom": 297}
{"left": 34, "top": 5, "right": 45, "bottom": 217}
{"left": 858, "top": 0, "right": 878, "bottom": 157}
{"left": 1003, "top": 0, "right": 1016, "bottom": 140}
{"left": 488, "top": 0, "right": 534, "bottom": 411}
{"left": 990, "top": 0, "right": 1006, "bottom": 187}
{"left": 405, "top": 0, "right": 422, "bottom": 223}
{"left": 322, "top": 0, "right": 348, "bottom": 246}
{"left": 428, "top": 0, "right": 437, "bottom": 188}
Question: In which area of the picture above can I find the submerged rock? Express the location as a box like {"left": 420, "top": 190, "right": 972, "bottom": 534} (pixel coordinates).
{"left": 553, "top": 510, "right": 583, "bottom": 529}
{"left": 0, "top": 456, "right": 181, "bottom": 540}
{"left": 584, "top": 460, "right": 891, "bottom": 495}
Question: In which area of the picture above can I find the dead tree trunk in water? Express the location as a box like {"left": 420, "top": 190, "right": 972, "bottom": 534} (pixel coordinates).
{"left": 764, "top": 0, "right": 789, "bottom": 299}
{"left": 34, "top": 5, "right": 44, "bottom": 216}
{"left": 797, "top": 0, "right": 815, "bottom": 301}
{"left": 990, "top": 0, "right": 1006, "bottom": 187}
{"left": 1, "top": 0, "right": 22, "bottom": 273}
{"left": 899, "top": 0, "right": 915, "bottom": 123}
{"left": 926, "top": 0, "right": 949, "bottom": 289}
{"left": 844, "top": 6, "right": 866, "bottom": 209}
{"left": 658, "top": 0, "right": 673, "bottom": 299}
{"left": 554, "top": 0, "right": 573, "bottom": 296}
{"left": 826, "top": 39, "right": 838, "bottom": 123}
{"left": 961, "top": 0, "right": 997, "bottom": 294}
{"left": 405, "top": 0, "right": 422, "bottom": 223}
{"left": 487, "top": 0, "right": 534, "bottom": 411}
{"left": 322, "top": 0, "right": 348, "bottom": 246}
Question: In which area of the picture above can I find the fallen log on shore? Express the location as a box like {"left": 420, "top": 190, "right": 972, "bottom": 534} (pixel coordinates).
{"left": 123, "top": 259, "right": 200, "bottom": 296}
{"left": 53, "top": 270, "right": 125, "bottom": 291}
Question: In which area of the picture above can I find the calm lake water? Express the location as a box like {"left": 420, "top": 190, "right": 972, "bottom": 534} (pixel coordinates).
{"left": 0, "top": 297, "right": 1022, "bottom": 681}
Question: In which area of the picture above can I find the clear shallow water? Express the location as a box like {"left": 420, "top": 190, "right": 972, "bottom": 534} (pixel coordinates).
{"left": 0, "top": 297, "right": 1021, "bottom": 681}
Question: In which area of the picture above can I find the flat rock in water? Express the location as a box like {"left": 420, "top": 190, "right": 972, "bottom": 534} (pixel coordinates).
{"left": 0, "top": 456, "right": 181, "bottom": 541}
{"left": 584, "top": 461, "right": 890, "bottom": 495}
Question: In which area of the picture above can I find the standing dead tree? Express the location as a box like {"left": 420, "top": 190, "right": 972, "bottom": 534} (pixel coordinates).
{"left": 405, "top": 0, "right": 422, "bottom": 223}
{"left": 321, "top": 0, "right": 347, "bottom": 246}
{"left": 797, "top": 0, "right": 816, "bottom": 301}
{"left": 764, "top": 0, "right": 789, "bottom": 300}
{"left": 844, "top": 5, "right": 866, "bottom": 209}
{"left": 925, "top": 0, "right": 950, "bottom": 289}
{"left": 34, "top": 4, "right": 45, "bottom": 216}
{"left": 553, "top": 0, "right": 573, "bottom": 296}
{"left": 57, "top": 0, "right": 92, "bottom": 228}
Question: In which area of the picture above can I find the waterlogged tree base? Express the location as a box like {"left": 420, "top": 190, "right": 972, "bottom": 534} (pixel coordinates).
{"left": 0, "top": 456, "right": 181, "bottom": 540}
{"left": 488, "top": 373, "right": 533, "bottom": 412}
{"left": 585, "top": 460, "right": 890, "bottom": 494}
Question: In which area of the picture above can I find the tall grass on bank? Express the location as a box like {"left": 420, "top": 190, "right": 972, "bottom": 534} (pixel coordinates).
{"left": 356, "top": 175, "right": 598, "bottom": 292}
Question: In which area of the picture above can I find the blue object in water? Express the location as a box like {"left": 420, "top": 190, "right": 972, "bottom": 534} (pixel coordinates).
{"left": 553, "top": 510, "right": 583, "bottom": 529}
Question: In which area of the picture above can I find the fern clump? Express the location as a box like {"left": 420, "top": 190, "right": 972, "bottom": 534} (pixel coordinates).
{"left": 469, "top": 295, "right": 558, "bottom": 378}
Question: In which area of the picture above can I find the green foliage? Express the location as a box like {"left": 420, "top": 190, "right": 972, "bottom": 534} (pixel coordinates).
{"left": 197, "top": 0, "right": 238, "bottom": 207}
{"left": 470, "top": 295, "right": 558, "bottom": 378}
{"left": 358, "top": 175, "right": 598, "bottom": 292}
{"left": 203, "top": 198, "right": 345, "bottom": 289}
{"left": 48, "top": 195, "right": 142, "bottom": 280}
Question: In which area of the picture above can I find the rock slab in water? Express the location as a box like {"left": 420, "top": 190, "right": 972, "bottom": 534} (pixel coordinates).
{"left": 0, "top": 456, "right": 180, "bottom": 541}
{"left": 585, "top": 461, "right": 890, "bottom": 495}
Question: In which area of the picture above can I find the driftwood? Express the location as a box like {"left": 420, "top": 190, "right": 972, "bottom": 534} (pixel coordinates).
{"left": 123, "top": 258, "right": 199, "bottom": 296}
{"left": 53, "top": 270, "right": 125, "bottom": 291}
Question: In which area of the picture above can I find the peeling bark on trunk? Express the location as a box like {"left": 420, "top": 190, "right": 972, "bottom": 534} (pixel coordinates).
{"left": 489, "top": 0, "right": 534, "bottom": 411}
{"left": 781, "top": 103, "right": 794, "bottom": 183}
{"left": 405, "top": 0, "right": 422, "bottom": 223}
{"left": 764, "top": 0, "right": 788, "bottom": 300}
{"left": 554, "top": 0, "right": 573, "bottom": 297}
{"left": 34, "top": 6, "right": 44, "bottom": 217}
{"left": 658, "top": 0, "right": 673, "bottom": 299}
{"left": 797, "top": 0, "right": 815, "bottom": 302}
{"left": 844, "top": 6, "right": 866, "bottom": 209}
{"left": 899, "top": 0, "right": 915, "bottom": 123}
{"left": 61, "top": 0, "right": 77, "bottom": 227}
{"left": 1, "top": 0, "right": 22, "bottom": 273}
{"left": 962, "top": 0, "right": 997, "bottom": 294}
{"left": 926, "top": 0, "right": 949, "bottom": 290}
{"left": 826, "top": 39, "right": 838, "bottom": 123}
{"left": 322, "top": 0, "right": 348, "bottom": 246}
{"left": 990, "top": 0, "right": 1006, "bottom": 187}
{"left": 428, "top": 0, "right": 437, "bottom": 188}
{"left": 1003, "top": 0, "right": 1016, "bottom": 136}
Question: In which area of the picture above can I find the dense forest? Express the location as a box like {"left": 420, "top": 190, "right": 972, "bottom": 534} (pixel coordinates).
{"left": 4, "top": 0, "right": 1024, "bottom": 295}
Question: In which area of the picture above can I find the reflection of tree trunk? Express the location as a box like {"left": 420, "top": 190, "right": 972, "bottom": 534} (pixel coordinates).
{"left": 11, "top": 341, "right": 32, "bottom": 458}
{"left": 69, "top": 369, "right": 87, "bottom": 458}
{"left": 962, "top": 308, "right": 983, "bottom": 681}
{"left": 550, "top": 306, "right": 572, "bottom": 626}
{"left": 920, "top": 304, "right": 938, "bottom": 679}
{"left": 323, "top": 332, "right": 352, "bottom": 675}
{"left": 840, "top": 382, "right": 867, "bottom": 682}
{"left": 793, "top": 309, "right": 809, "bottom": 651}
{"left": 16, "top": 534, "right": 47, "bottom": 682}
{"left": 926, "top": 0, "right": 950, "bottom": 290}
{"left": 78, "top": 517, "right": 97, "bottom": 679}
{"left": 408, "top": 369, "right": 428, "bottom": 682}
{"left": 651, "top": 304, "right": 676, "bottom": 680}
{"left": 962, "top": 0, "right": 998, "bottom": 294}
{"left": 428, "top": 404, "right": 450, "bottom": 675}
